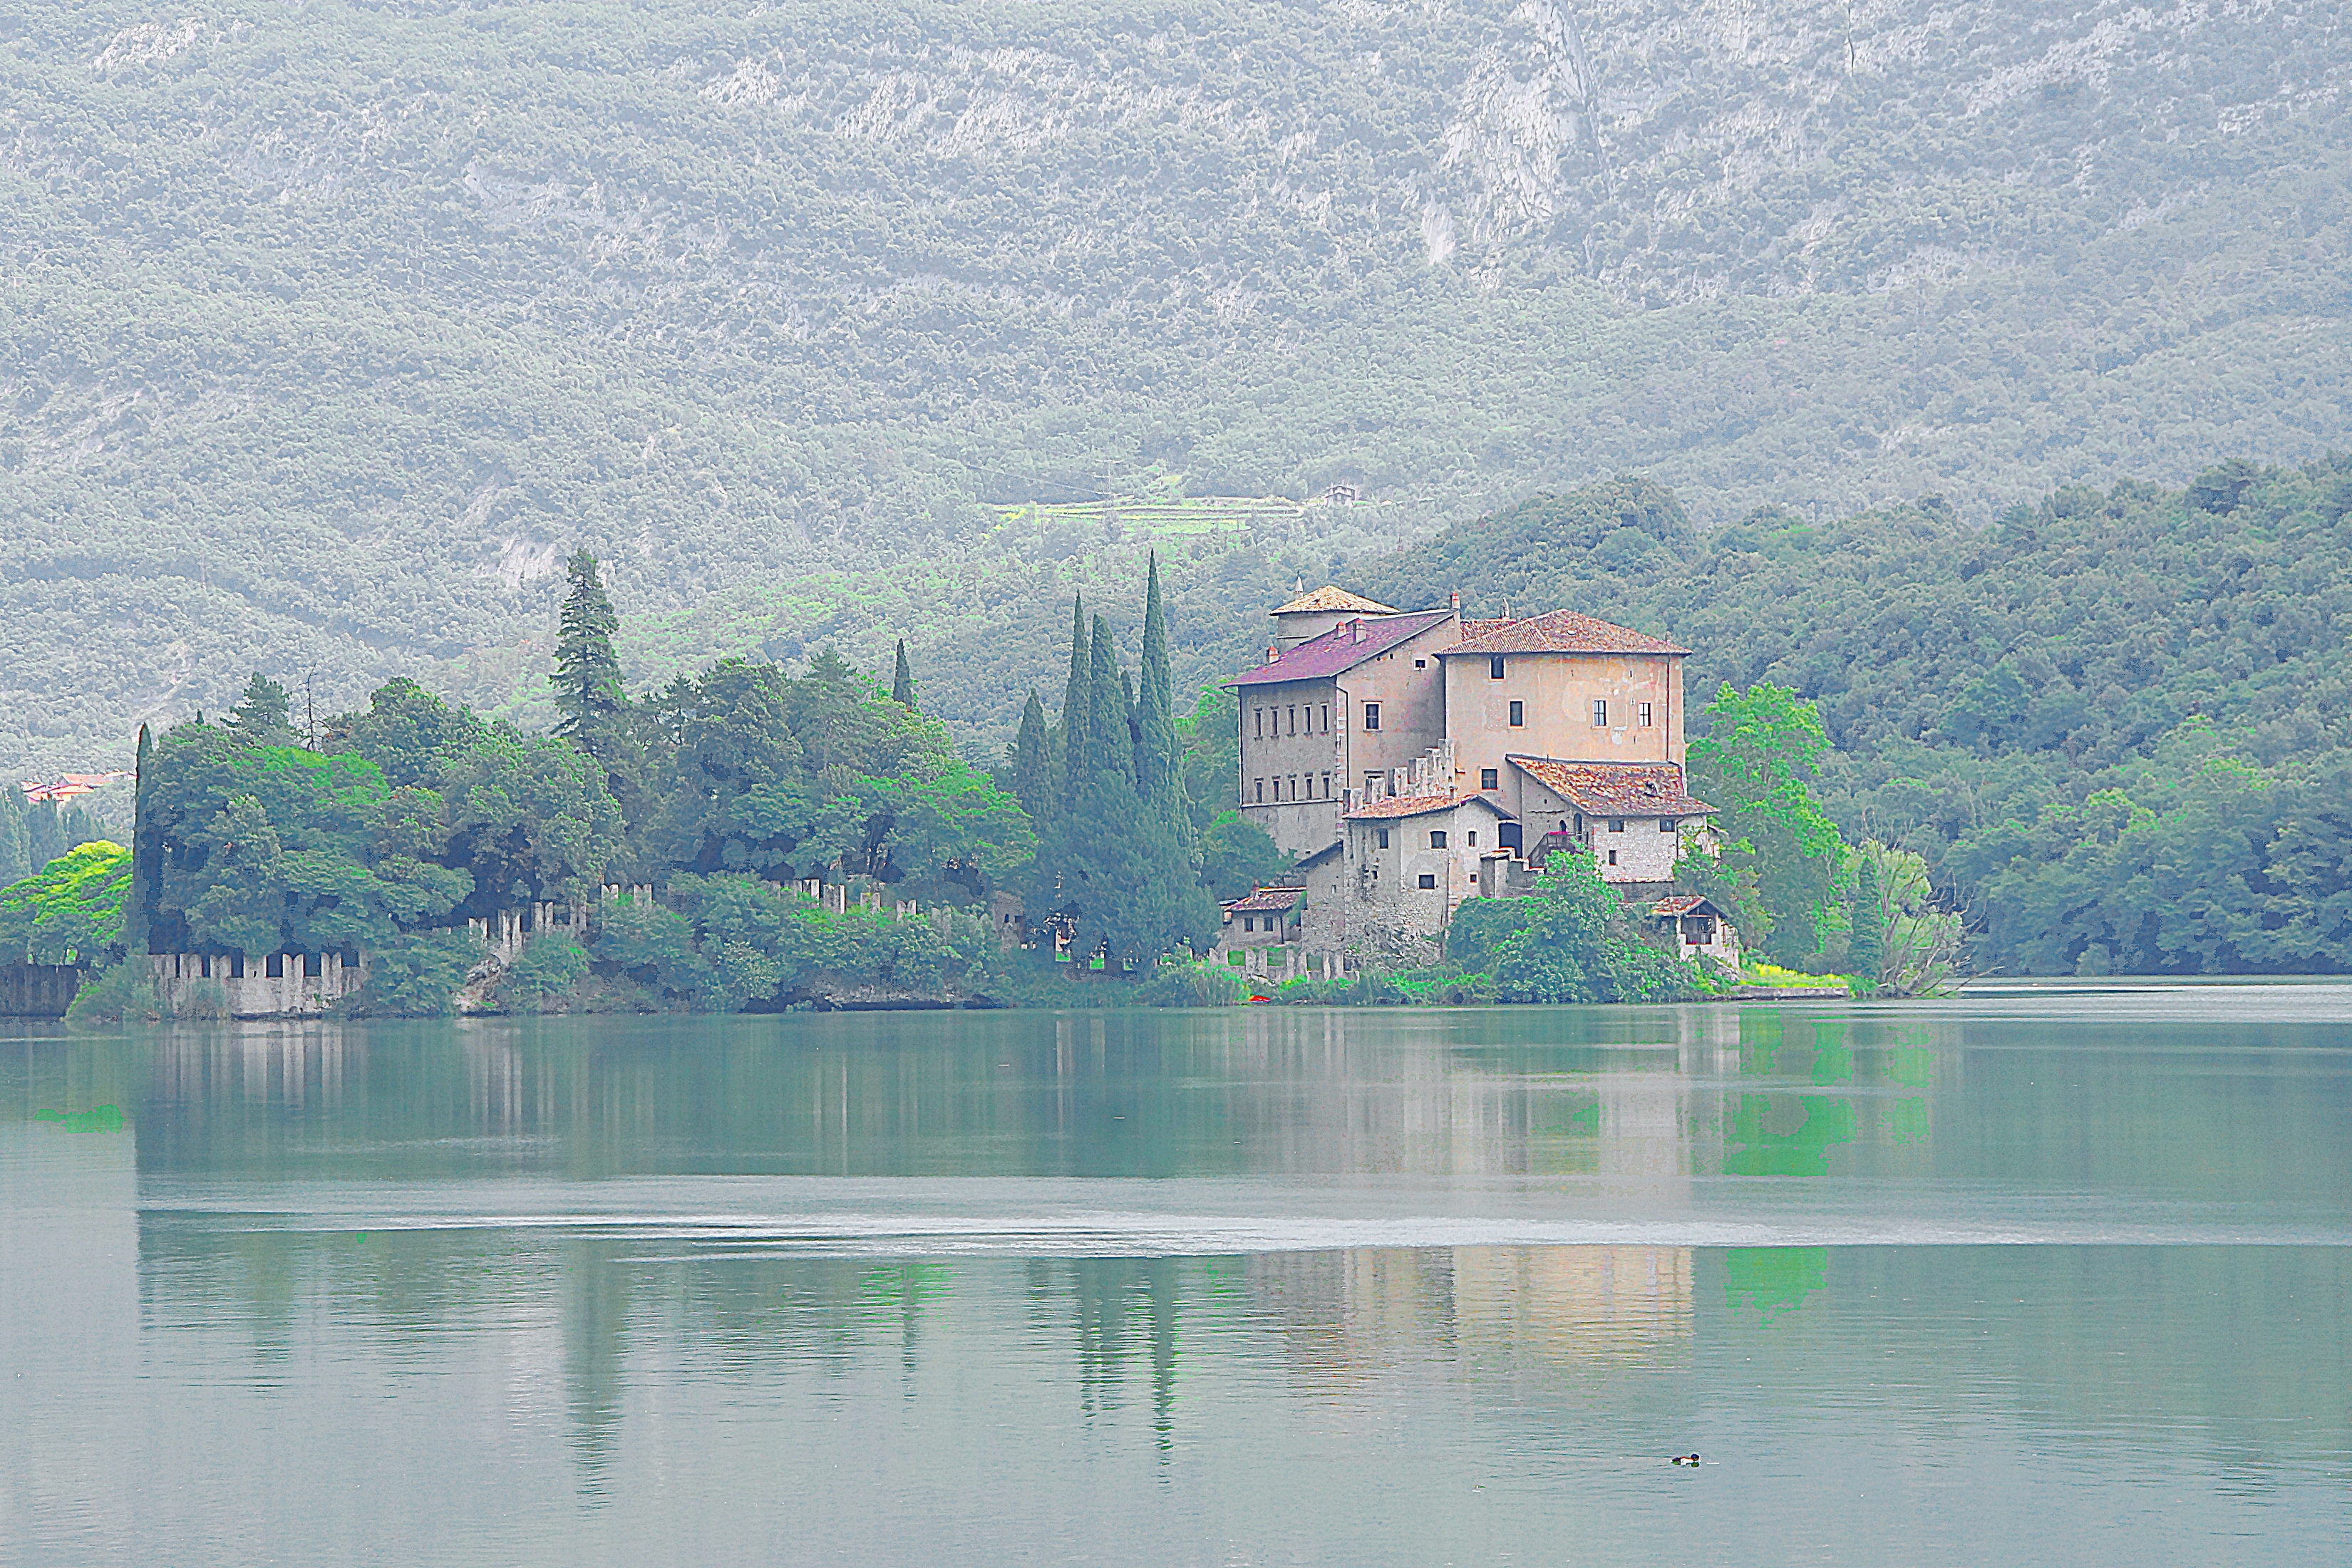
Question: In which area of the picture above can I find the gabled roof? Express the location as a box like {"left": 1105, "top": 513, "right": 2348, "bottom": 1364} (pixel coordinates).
{"left": 1225, "top": 886, "right": 1305, "bottom": 913}
{"left": 1507, "top": 756, "right": 1715, "bottom": 815}
{"left": 1649, "top": 894, "right": 1723, "bottom": 919}
{"left": 1343, "top": 790, "right": 1514, "bottom": 822}
{"left": 1442, "top": 608, "right": 1688, "bottom": 657}
{"left": 1228, "top": 609, "right": 1454, "bottom": 688}
{"left": 1274, "top": 584, "right": 1398, "bottom": 615}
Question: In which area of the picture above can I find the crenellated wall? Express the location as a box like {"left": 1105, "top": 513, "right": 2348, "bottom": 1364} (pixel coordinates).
{"left": 148, "top": 951, "right": 368, "bottom": 1019}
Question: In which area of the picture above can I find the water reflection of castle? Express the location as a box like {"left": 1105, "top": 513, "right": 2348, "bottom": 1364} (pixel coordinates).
{"left": 110, "top": 1006, "right": 1941, "bottom": 1485}
{"left": 1251, "top": 1245, "right": 1695, "bottom": 1396}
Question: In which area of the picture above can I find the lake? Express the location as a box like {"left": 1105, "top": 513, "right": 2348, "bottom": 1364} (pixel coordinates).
{"left": 5, "top": 989, "right": 2349, "bottom": 1564}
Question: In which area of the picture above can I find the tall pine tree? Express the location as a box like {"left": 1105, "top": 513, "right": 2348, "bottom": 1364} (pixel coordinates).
{"left": 892, "top": 639, "right": 918, "bottom": 709}
{"left": 552, "top": 551, "right": 626, "bottom": 746}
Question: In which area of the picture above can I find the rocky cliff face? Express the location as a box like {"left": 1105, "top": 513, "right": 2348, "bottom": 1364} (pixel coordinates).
{"left": 3, "top": 0, "right": 2347, "bottom": 770}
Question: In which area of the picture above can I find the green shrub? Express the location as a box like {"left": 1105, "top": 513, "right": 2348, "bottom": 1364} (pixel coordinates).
{"left": 498, "top": 932, "right": 592, "bottom": 1012}
{"left": 63, "top": 959, "right": 165, "bottom": 1026}
{"left": 347, "top": 927, "right": 482, "bottom": 1017}
{"left": 1130, "top": 961, "right": 1242, "bottom": 1008}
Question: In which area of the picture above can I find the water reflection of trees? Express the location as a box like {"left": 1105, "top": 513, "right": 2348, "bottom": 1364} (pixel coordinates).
{"left": 24, "top": 1006, "right": 2352, "bottom": 1485}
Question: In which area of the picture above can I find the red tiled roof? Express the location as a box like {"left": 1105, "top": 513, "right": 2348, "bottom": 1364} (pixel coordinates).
{"left": 1343, "top": 791, "right": 1513, "bottom": 822}
{"left": 1442, "top": 608, "right": 1687, "bottom": 656}
{"left": 1274, "top": 585, "right": 1397, "bottom": 615}
{"left": 1507, "top": 756, "right": 1715, "bottom": 815}
{"left": 1225, "top": 886, "right": 1305, "bottom": 914}
{"left": 1228, "top": 609, "right": 1454, "bottom": 687}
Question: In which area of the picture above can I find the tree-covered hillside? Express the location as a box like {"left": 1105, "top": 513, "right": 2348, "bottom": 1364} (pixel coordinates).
{"left": 1362, "top": 458, "right": 2352, "bottom": 972}
{"left": 6, "top": 0, "right": 2350, "bottom": 774}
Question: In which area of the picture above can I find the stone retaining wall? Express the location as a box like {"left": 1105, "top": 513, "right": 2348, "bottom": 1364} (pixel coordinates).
{"left": 0, "top": 964, "right": 83, "bottom": 1017}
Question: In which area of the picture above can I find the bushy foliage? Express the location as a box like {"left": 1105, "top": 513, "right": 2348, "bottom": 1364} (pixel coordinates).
{"left": 497, "top": 932, "right": 593, "bottom": 1013}
{"left": 1130, "top": 961, "right": 1243, "bottom": 1009}
{"left": 349, "top": 928, "right": 485, "bottom": 1018}
{"left": 1687, "top": 683, "right": 1850, "bottom": 964}
{"left": 1492, "top": 850, "right": 1703, "bottom": 1005}
{"left": 63, "top": 959, "right": 166, "bottom": 1026}
{"left": 0, "top": 840, "right": 132, "bottom": 966}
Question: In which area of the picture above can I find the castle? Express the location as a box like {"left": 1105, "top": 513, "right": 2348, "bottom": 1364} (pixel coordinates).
{"left": 1217, "top": 586, "right": 1738, "bottom": 978}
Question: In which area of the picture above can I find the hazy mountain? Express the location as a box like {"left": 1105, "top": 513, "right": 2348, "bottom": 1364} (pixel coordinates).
{"left": 5, "top": 0, "right": 2348, "bottom": 772}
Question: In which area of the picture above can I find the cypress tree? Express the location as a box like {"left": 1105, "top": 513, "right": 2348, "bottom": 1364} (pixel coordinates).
{"left": 1088, "top": 614, "right": 1133, "bottom": 787}
{"left": 892, "top": 639, "right": 918, "bottom": 709}
{"left": 125, "top": 725, "right": 155, "bottom": 958}
{"left": 1013, "top": 689, "right": 1051, "bottom": 819}
{"left": 1849, "top": 855, "right": 1885, "bottom": 994}
{"left": 1135, "top": 553, "right": 1178, "bottom": 805}
{"left": 552, "top": 550, "right": 626, "bottom": 746}
{"left": 0, "top": 783, "right": 27, "bottom": 884}
{"left": 1055, "top": 597, "right": 1090, "bottom": 803}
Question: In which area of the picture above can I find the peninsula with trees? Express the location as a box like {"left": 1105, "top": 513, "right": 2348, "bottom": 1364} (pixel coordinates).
{"left": 8, "top": 457, "right": 2352, "bottom": 1018}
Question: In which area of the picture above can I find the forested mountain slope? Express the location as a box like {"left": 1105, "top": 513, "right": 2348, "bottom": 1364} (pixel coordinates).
{"left": 1361, "top": 458, "right": 2352, "bottom": 969}
{"left": 6, "top": 0, "right": 2350, "bottom": 774}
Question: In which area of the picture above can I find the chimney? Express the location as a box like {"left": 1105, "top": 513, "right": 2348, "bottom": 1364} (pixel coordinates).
{"left": 1450, "top": 589, "right": 1461, "bottom": 611}
{"left": 1265, "top": 645, "right": 1278, "bottom": 665}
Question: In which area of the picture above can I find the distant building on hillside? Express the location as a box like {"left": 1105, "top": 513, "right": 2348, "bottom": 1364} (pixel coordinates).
{"left": 19, "top": 771, "right": 132, "bottom": 806}
{"left": 1224, "top": 587, "right": 1733, "bottom": 975}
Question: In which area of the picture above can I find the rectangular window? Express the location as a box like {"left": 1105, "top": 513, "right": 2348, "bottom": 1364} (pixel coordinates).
{"left": 1254, "top": 708, "right": 1263, "bottom": 738}
{"left": 1480, "top": 768, "right": 1499, "bottom": 790}
{"left": 1508, "top": 701, "right": 1525, "bottom": 727}
{"left": 1362, "top": 703, "right": 1381, "bottom": 731}
{"left": 1377, "top": 828, "right": 1391, "bottom": 849}
{"left": 1365, "top": 772, "right": 1382, "bottom": 794}
{"left": 1242, "top": 916, "right": 1254, "bottom": 932}
{"left": 1659, "top": 817, "right": 1678, "bottom": 833}
{"left": 1290, "top": 776, "right": 1300, "bottom": 800}
{"left": 1321, "top": 773, "right": 1331, "bottom": 798}
{"left": 1417, "top": 873, "right": 1438, "bottom": 889}
{"left": 1321, "top": 704, "right": 1331, "bottom": 733}
{"left": 1606, "top": 850, "right": 1618, "bottom": 867}
{"left": 1468, "top": 831, "right": 1478, "bottom": 846}
{"left": 1639, "top": 701, "right": 1654, "bottom": 727}
{"left": 1490, "top": 656, "right": 1506, "bottom": 679}
{"left": 1430, "top": 830, "right": 1448, "bottom": 848}
{"left": 1415, "top": 658, "right": 1426, "bottom": 668}
{"left": 1592, "top": 699, "right": 1608, "bottom": 726}
{"left": 1609, "top": 818, "right": 1626, "bottom": 832}
{"left": 1254, "top": 779, "right": 1264, "bottom": 803}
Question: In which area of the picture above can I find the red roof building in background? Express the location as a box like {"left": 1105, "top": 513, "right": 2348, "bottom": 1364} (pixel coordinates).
{"left": 19, "top": 771, "right": 132, "bottom": 806}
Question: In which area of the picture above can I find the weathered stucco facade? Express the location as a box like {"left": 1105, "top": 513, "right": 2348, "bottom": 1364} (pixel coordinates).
{"left": 1232, "top": 609, "right": 1460, "bottom": 857}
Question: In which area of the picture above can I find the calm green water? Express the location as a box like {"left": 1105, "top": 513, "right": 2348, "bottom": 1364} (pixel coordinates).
{"left": 5, "top": 990, "right": 2350, "bottom": 1565}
